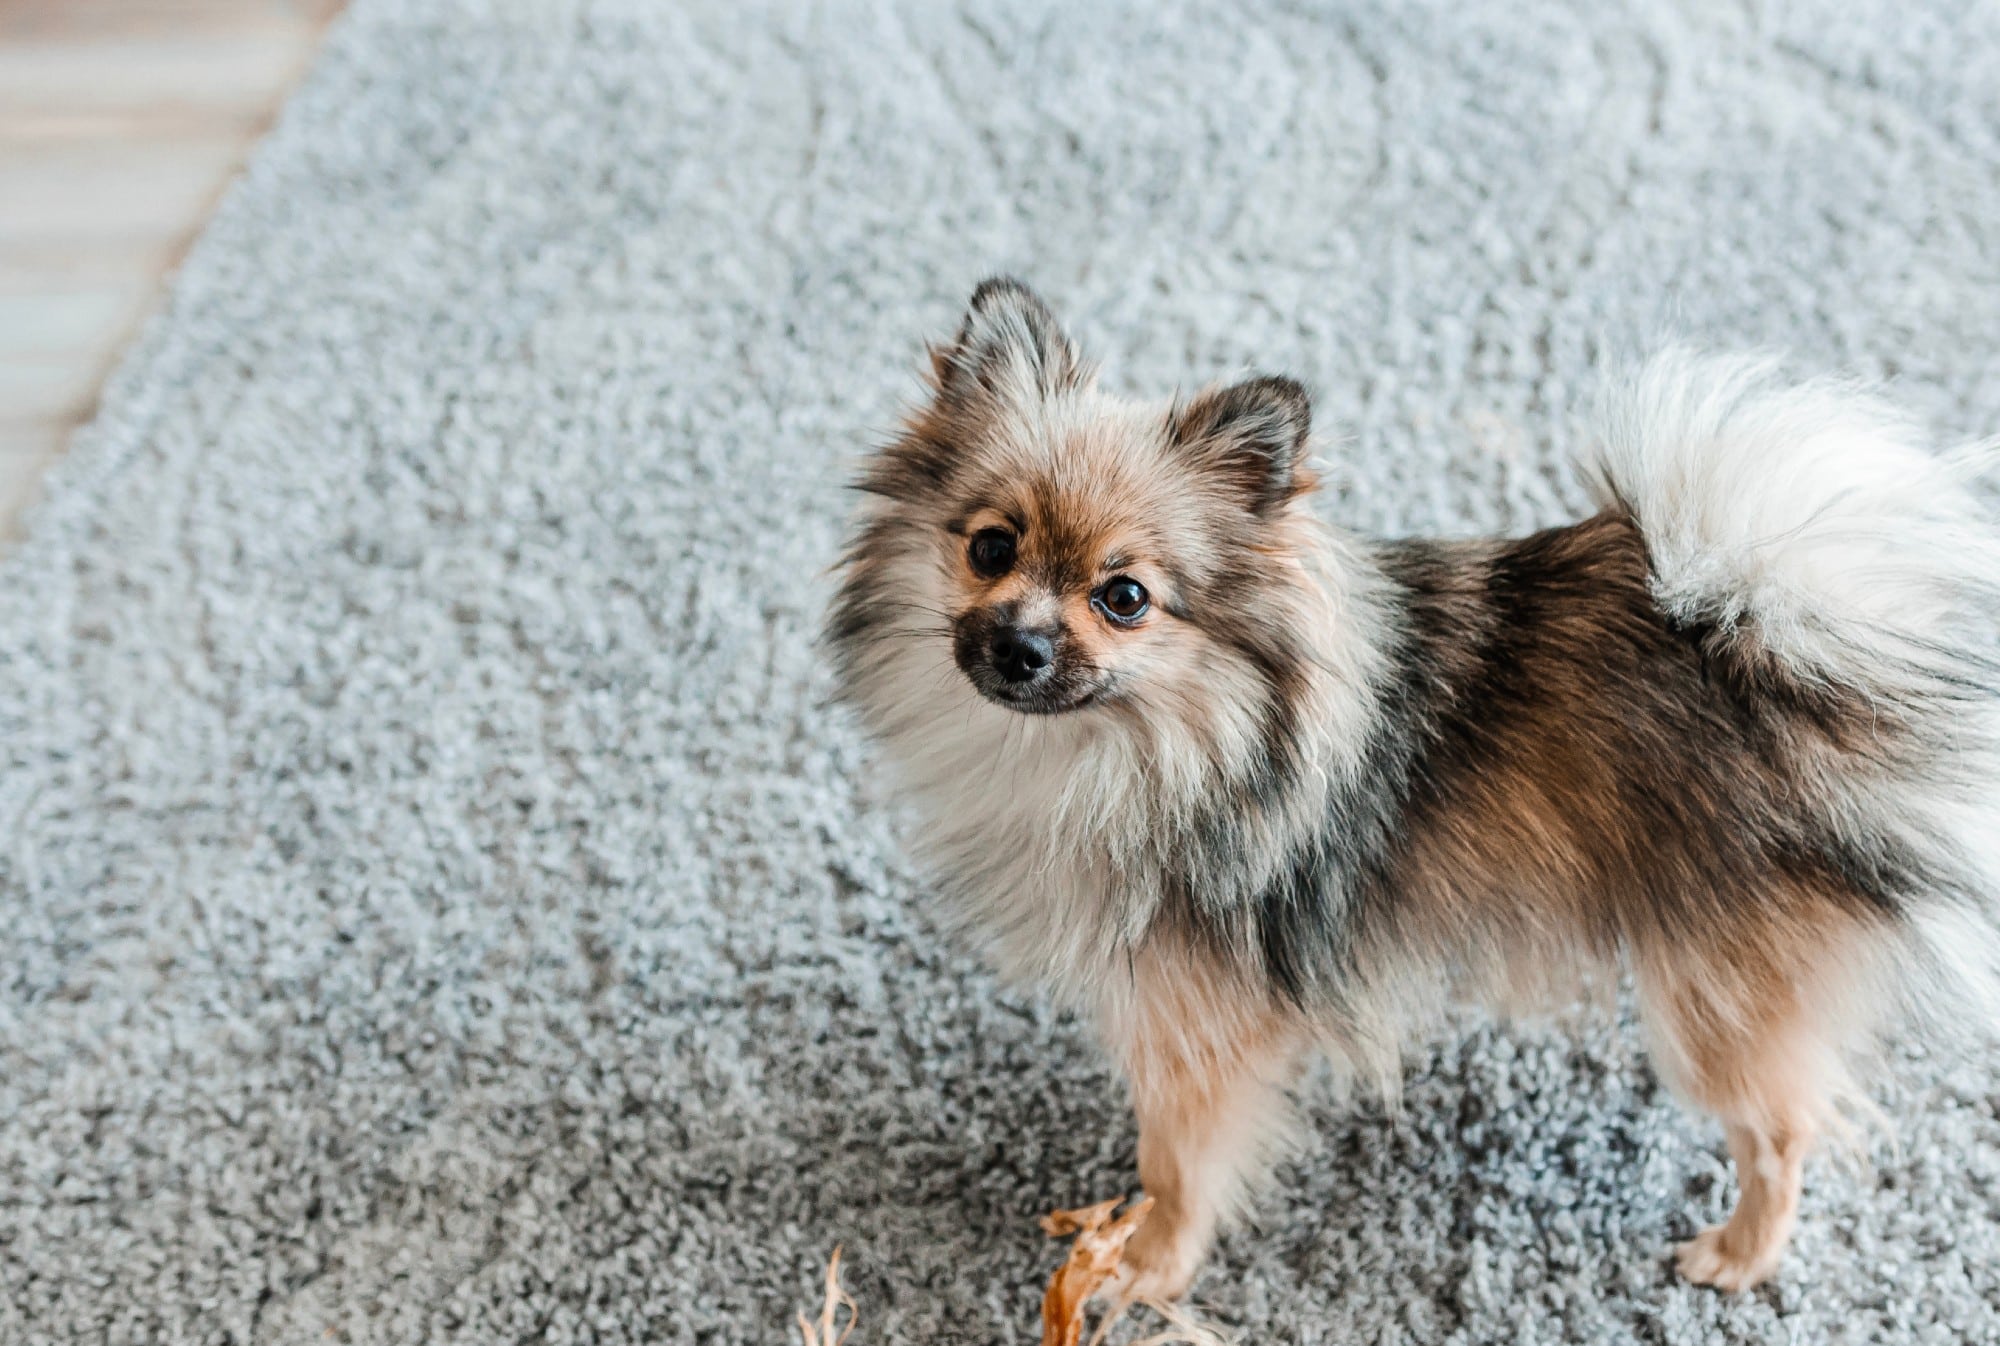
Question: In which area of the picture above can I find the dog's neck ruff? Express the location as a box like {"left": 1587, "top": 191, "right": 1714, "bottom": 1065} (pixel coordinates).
{"left": 851, "top": 513, "right": 1391, "bottom": 1012}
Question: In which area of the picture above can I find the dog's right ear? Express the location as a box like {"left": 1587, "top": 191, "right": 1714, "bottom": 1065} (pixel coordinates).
{"left": 929, "top": 278, "right": 1085, "bottom": 406}
{"left": 1169, "top": 375, "right": 1313, "bottom": 516}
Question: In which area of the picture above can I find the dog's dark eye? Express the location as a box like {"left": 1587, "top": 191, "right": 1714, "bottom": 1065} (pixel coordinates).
{"left": 968, "top": 529, "right": 1016, "bottom": 578}
{"left": 1097, "top": 577, "right": 1149, "bottom": 623}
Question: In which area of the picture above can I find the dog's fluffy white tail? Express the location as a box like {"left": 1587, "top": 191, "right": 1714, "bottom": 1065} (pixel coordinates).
{"left": 1591, "top": 351, "right": 2000, "bottom": 1031}
{"left": 1588, "top": 349, "right": 2000, "bottom": 706}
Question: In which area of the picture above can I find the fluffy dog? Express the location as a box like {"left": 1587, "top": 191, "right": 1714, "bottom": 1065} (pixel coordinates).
{"left": 827, "top": 278, "right": 2000, "bottom": 1298}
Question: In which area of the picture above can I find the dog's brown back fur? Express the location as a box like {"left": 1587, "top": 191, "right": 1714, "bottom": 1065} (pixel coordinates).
{"left": 1364, "top": 511, "right": 1901, "bottom": 968}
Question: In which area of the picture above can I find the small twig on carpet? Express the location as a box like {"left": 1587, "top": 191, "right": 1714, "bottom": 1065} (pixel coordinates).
{"left": 797, "top": 1246, "right": 857, "bottom": 1346}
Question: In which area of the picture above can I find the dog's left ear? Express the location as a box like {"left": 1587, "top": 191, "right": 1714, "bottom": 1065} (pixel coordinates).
{"left": 930, "top": 277, "right": 1085, "bottom": 405}
{"left": 1169, "top": 375, "right": 1312, "bottom": 515}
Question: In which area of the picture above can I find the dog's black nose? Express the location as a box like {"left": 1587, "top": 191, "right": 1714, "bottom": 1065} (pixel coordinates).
{"left": 989, "top": 627, "right": 1054, "bottom": 684}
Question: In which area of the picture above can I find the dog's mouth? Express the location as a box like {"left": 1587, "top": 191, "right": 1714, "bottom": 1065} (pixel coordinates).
{"left": 971, "top": 678, "right": 1103, "bottom": 716}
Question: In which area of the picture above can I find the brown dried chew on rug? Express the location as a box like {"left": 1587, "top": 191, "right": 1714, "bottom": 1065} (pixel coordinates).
{"left": 793, "top": 1203, "right": 1231, "bottom": 1346}
{"left": 1039, "top": 1197, "right": 1153, "bottom": 1346}
{"left": 1039, "top": 1197, "right": 1234, "bottom": 1346}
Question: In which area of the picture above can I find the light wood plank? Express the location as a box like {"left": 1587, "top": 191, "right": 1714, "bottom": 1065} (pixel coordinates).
{"left": 0, "top": 0, "right": 338, "bottom": 41}
{"left": 0, "top": 33, "right": 314, "bottom": 126}
{"left": 0, "top": 0, "right": 340, "bottom": 544}
{"left": 0, "top": 353, "right": 104, "bottom": 423}
{"left": 0, "top": 134, "right": 250, "bottom": 244}
{"left": 0, "top": 286, "right": 151, "bottom": 354}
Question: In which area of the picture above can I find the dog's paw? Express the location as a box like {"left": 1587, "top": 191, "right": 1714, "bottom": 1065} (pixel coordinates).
{"left": 1102, "top": 1220, "right": 1203, "bottom": 1305}
{"left": 1675, "top": 1225, "right": 1780, "bottom": 1294}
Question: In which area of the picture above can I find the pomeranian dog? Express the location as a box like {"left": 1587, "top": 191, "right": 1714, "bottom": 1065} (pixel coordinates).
{"left": 827, "top": 278, "right": 2000, "bottom": 1299}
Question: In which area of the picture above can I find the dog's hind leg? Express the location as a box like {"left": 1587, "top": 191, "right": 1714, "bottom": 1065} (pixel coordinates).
{"left": 1635, "top": 908, "right": 1885, "bottom": 1292}
{"left": 1675, "top": 1114, "right": 1818, "bottom": 1292}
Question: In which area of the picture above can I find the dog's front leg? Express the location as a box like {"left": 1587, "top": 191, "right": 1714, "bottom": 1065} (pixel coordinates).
{"left": 1104, "top": 962, "right": 1302, "bottom": 1303}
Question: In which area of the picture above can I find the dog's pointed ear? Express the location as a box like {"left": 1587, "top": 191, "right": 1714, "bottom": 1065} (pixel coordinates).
{"left": 1169, "top": 375, "right": 1313, "bottom": 514}
{"left": 929, "top": 277, "right": 1084, "bottom": 404}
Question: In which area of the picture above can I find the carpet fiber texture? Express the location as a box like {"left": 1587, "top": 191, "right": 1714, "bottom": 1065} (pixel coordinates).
{"left": 5, "top": 2, "right": 2000, "bottom": 1342}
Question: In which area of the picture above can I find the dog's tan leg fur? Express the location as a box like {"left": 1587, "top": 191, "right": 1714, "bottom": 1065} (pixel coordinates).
{"left": 1677, "top": 1117, "right": 1816, "bottom": 1292}
{"left": 1637, "top": 906, "right": 1880, "bottom": 1293}
{"left": 1105, "top": 947, "right": 1302, "bottom": 1303}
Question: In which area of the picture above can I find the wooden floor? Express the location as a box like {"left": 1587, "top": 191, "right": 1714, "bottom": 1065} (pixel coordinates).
{"left": 0, "top": 0, "right": 339, "bottom": 540}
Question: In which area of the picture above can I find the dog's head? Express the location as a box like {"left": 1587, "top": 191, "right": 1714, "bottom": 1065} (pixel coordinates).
{"left": 832, "top": 278, "right": 1325, "bottom": 724}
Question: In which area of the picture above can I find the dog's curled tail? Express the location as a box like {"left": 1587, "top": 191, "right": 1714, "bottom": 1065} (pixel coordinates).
{"left": 1588, "top": 348, "right": 2000, "bottom": 716}
{"left": 1589, "top": 350, "right": 2000, "bottom": 1027}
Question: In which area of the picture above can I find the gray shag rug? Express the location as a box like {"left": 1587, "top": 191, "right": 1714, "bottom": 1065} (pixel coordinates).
{"left": 5, "top": 2, "right": 2000, "bottom": 1342}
